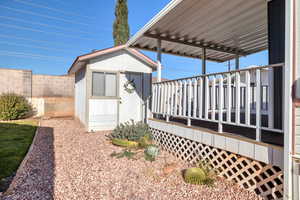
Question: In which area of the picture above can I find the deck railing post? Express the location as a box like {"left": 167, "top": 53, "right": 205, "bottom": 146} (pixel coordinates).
{"left": 235, "top": 72, "right": 241, "bottom": 124}
{"left": 226, "top": 73, "right": 232, "bottom": 123}
{"left": 174, "top": 81, "right": 178, "bottom": 116}
{"left": 193, "top": 79, "right": 197, "bottom": 118}
{"left": 205, "top": 76, "right": 209, "bottom": 119}
{"left": 183, "top": 81, "right": 187, "bottom": 117}
{"left": 166, "top": 83, "right": 170, "bottom": 122}
{"left": 256, "top": 69, "right": 261, "bottom": 141}
{"left": 179, "top": 81, "right": 183, "bottom": 116}
{"left": 187, "top": 79, "right": 192, "bottom": 118}
{"left": 162, "top": 83, "right": 166, "bottom": 116}
{"left": 245, "top": 71, "right": 251, "bottom": 125}
{"left": 211, "top": 76, "right": 216, "bottom": 120}
{"left": 187, "top": 79, "right": 192, "bottom": 126}
{"left": 268, "top": 68, "right": 274, "bottom": 129}
{"left": 170, "top": 82, "right": 175, "bottom": 116}
{"left": 218, "top": 75, "right": 224, "bottom": 133}
{"left": 198, "top": 77, "right": 203, "bottom": 119}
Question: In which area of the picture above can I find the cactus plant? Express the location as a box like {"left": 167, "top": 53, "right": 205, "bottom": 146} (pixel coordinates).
{"left": 111, "top": 138, "right": 139, "bottom": 148}
{"left": 138, "top": 134, "right": 152, "bottom": 147}
{"left": 144, "top": 145, "right": 159, "bottom": 161}
{"left": 183, "top": 167, "right": 207, "bottom": 185}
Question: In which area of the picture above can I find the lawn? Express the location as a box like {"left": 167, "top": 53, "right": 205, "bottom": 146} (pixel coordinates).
{"left": 0, "top": 120, "right": 38, "bottom": 181}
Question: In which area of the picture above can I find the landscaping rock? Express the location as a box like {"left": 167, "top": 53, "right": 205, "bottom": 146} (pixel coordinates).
{"left": 1, "top": 119, "right": 262, "bottom": 200}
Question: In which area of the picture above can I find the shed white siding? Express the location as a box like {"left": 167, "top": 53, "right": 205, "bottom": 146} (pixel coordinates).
{"left": 88, "top": 99, "right": 118, "bottom": 131}
{"left": 86, "top": 50, "right": 153, "bottom": 131}
{"left": 88, "top": 50, "right": 152, "bottom": 73}
{"left": 75, "top": 67, "right": 87, "bottom": 125}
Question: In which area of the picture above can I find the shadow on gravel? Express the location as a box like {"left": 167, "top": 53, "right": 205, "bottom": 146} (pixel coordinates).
{"left": 1, "top": 126, "right": 55, "bottom": 200}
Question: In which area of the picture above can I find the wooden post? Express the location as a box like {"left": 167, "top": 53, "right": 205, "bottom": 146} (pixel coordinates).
{"left": 157, "top": 39, "right": 162, "bottom": 82}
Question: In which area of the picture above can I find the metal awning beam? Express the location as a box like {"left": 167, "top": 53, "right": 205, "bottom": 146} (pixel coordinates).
{"left": 132, "top": 44, "right": 224, "bottom": 62}
{"left": 144, "top": 32, "right": 248, "bottom": 56}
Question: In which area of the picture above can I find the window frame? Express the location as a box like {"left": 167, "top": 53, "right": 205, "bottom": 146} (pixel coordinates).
{"left": 90, "top": 70, "right": 119, "bottom": 99}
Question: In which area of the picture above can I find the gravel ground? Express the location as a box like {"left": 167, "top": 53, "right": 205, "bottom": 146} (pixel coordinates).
{"left": 2, "top": 119, "right": 261, "bottom": 200}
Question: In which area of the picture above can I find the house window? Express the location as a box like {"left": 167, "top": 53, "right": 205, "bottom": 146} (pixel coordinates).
{"left": 92, "top": 72, "right": 117, "bottom": 97}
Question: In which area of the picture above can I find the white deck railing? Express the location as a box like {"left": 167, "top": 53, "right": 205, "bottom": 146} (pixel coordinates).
{"left": 151, "top": 63, "right": 284, "bottom": 141}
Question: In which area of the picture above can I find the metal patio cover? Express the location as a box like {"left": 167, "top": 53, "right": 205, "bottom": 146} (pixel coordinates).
{"left": 127, "top": 0, "right": 268, "bottom": 62}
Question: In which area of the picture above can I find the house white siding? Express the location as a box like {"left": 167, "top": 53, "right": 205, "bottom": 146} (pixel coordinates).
{"left": 75, "top": 67, "right": 87, "bottom": 125}
{"left": 295, "top": 0, "right": 300, "bottom": 155}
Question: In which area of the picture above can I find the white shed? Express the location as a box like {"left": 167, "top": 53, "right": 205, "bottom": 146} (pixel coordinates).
{"left": 68, "top": 45, "right": 157, "bottom": 131}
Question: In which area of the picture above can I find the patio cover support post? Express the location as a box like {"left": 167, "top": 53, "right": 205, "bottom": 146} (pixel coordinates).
{"left": 157, "top": 39, "right": 162, "bottom": 82}
{"left": 202, "top": 47, "right": 206, "bottom": 74}
{"left": 235, "top": 55, "right": 240, "bottom": 70}
{"left": 202, "top": 47, "right": 207, "bottom": 118}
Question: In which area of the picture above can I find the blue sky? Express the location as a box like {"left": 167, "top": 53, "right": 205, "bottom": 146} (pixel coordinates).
{"left": 0, "top": 0, "right": 268, "bottom": 79}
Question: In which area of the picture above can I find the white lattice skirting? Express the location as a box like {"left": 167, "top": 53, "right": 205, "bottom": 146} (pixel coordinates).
{"left": 150, "top": 127, "right": 284, "bottom": 200}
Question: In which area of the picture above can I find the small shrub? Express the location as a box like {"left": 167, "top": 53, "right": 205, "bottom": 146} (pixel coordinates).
{"left": 109, "top": 120, "right": 152, "bottom": 142}
{"left": 0, "top": 93, "right": 32, "bottom": 120}
{"left": 111, "top": 138, "right": 139, "bottom": 148}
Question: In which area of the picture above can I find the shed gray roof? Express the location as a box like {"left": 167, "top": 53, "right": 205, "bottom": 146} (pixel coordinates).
{"left": 127, "top": 0, "right": 268, "bottom": 62}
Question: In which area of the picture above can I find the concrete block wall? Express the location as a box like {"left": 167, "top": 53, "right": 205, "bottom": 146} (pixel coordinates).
{"left": 32, "top": 74, "right": 74, "bottom": 97}
{"left": 0, "top": 68, "right": 32, "bottom": 97}
{"left": 0, "top": 68, "right": 75, "bottom": 117}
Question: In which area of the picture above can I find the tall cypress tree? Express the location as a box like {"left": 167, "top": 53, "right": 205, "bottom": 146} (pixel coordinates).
{"left": 113, "top": 0, "right": 130, "bottom": 46}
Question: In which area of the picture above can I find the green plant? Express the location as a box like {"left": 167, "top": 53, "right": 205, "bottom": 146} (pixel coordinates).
{"left": 138, "top": 134, "right": 152, "bottom": 148}
{"left": 110, "top": 150, "right": 136, "bottom": 160}
{"left": 0, "top": 93, "right": 32, "bottom": 120}
{"left": 144, "top": 144, "right": 159, "bottom": 161}
{"left": 183, "top": 161, "right": 216, "bottom": 186}
{"left": 111, "top": 138, "right": 139, "bottom": 148}
{"left": 183, "top": 167, "right": 207, "bottom": 185}
{"left": 109, "top": 120, "right": 152, "bottom": 142}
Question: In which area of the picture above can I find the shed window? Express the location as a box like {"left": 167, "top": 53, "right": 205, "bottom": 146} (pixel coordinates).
{"left": 92, "top": 72, "right": 117, "bottom": 97}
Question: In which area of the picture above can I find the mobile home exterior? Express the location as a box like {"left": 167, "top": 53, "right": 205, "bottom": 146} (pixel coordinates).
{"left": 126, "top": 0, "right": 300, "bottom": 199}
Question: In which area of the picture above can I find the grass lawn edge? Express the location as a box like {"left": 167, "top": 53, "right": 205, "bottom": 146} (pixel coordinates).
{"left": 0, "top": 120, "right": 40, "bottom": 195}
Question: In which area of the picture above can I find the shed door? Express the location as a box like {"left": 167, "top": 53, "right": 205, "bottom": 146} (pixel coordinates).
{"left": 119, "top": 72, "right": 143, "bottom": 124}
